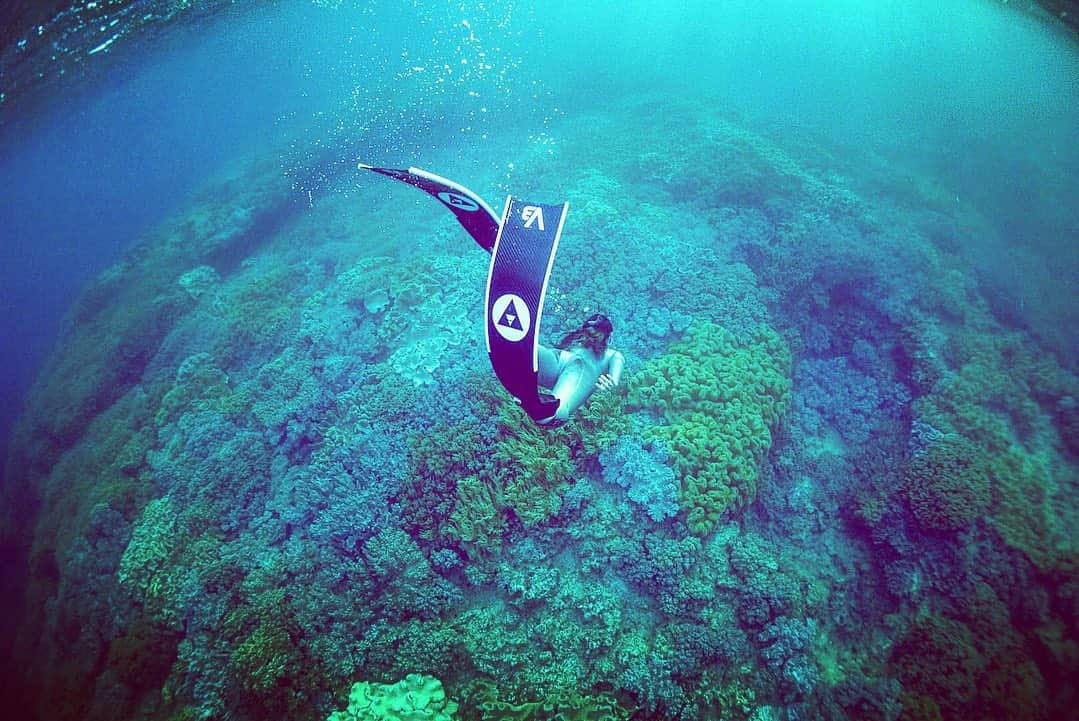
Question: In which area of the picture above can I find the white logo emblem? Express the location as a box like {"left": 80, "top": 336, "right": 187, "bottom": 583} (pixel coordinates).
{"left": 521, "top": 205, "right": 545, "bottom": 230}
{"left": 438, "top": 191, "right": 479, "bottom": 212}
{"left": 491, "top": 293, "right": 530, "bottom": 342}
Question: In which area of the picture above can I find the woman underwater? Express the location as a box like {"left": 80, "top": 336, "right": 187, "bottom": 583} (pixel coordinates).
{"left": 536, "top": 313, "right": 624, "bottom": 427}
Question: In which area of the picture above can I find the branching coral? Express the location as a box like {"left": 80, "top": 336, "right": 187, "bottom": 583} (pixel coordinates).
{"left": 103, "top": 613, "right": 183, "bottom": 710}
{"left": 154, "top": 352, "right": 234, "bottom": 426}
{"left": 336, "top": 253, "right": 484, "bottom": 386}
{"left": 493, "top": 414, "right": 576, "bottom": 528}
{"left": 598, "top": 436, "right": 679, "bottom": 522}
{"left": 8, "top": 95, "right": 1078, "bottom": 721}
{"left": 117, "top": 495, "right": 225, "bottom": 629}
{"left": 117, "top": 496, "right": 182, "bottom": 622}
{"left": 219, "top": 582, "right": 309, "bottom": 708}
{"left": 213, "top": 255, "right": 302, "bottom": 351}
{"left": 890, "top": 615, "right": 982, "bottom": 721}
{"left": 399, "top": 389, "right": 583, "bottom": 556}
{"left": 889, "top": 607, "right": 1050, "bottom": 721}
{"left": 396, "top": 422, "right": 490, "bottom": 544}
{"left": 446, "top": 475, "right": 507, "bottom": 556}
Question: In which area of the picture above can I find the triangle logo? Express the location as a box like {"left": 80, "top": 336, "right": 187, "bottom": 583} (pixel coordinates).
{"left": 498, "top": 300, "right": 525, "bottom": 331}
{"left": 491, "top": 293, "right": 530, "bottom": 342}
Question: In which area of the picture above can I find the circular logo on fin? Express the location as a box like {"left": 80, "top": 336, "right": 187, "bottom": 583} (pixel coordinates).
{"left": 491, "top": 294, "right": 530, "bottom": 342}
{"left": 438, "top": 191, "right": 480, "bottom": 212}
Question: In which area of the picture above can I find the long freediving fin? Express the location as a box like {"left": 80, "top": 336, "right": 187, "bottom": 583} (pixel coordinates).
{"left": 358, "top": 164, "right": 500, "bottom": 253}
{"left": 361, "top": 163, "right": 569, "bottom": 424}
{"left": 486, "top": 197, "right": 568, "bottom": 422}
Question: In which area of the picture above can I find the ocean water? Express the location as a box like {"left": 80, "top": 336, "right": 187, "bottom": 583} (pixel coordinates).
{"left": 0, "top": 1, "right": 1076, "bottom": 720}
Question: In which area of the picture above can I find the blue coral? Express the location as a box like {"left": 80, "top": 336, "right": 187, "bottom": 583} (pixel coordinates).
{"left": 758, "top": 616, "right": 820, "bottom": 700}
{"left": 598, "top": 436, "right": 679, "bottom": 522}
{"left": 795, "top": 356, "right": 892, "bottom": 445}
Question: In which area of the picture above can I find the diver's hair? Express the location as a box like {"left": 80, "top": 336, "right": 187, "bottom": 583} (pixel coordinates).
{"left": 557, "top": 327, "right": 605, "bottom": 352}
{"left": 556, "top": 314, "right": 612, "bottom": 354}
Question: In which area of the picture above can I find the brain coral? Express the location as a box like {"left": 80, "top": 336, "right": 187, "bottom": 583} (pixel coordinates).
{"left": 627, "top": 320, "right": 791, "bottom": 535}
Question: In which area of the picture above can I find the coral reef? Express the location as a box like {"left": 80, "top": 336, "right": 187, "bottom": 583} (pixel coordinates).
{"left": 627, "top": 320, "right": 792, "bottom": 535}
{"left": 598, "top": 435, "right": 679, "bottom": 522}
{"left": 903, "top": 434, "right": 991, "bottom": 532}
{"left": 1, "top": 96, "right": 1075, "bottom": 721}
{"left": 329, "top": 675, "right": 458, "bottom": 721}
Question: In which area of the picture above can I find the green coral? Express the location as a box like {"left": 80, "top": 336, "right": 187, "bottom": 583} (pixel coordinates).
{"left": 911, "top": 326, "right": 1076, "bottom": 569}
{"left": 399, "top": 418, "right": 496, "bottom": 545}
{"left": 154, "top": 352, "right": 234, "bottom": 426}
{"left": 904, "top": 434, "right": 991, "bottom": 531}
{"left": 446, "top": 474, "right": 507, "bottom": 556}
{"left": 229, "top": 620, "right": 296, "bottom": 695}
{"left": 890, "top": 616, "right": 983, "bottom": 721}
{"left": 401, "top": 386, "right": 580, "bottom": 552}
{"left": 118, "top": 496, "right": 180, "bottom": 617}
{"left": 223, "top": 587, "right": 302, "bottom": 699}
{"left": 493, "top": 409, "right": 576, "bottom": 528}
{"left": 118, "top": 495, "right": 225, "bottom": 626}
{"left": 328, "top": 674, "right": 458, "bottom": 721}
{"left": 691, "top": 672, "right": 756, "bottom": 720}
{"left": 219, "top": 255, "right": 301, "bottom": 347}
{"left": 461, "top": 679, "right": 630, "bottom": 721}
{"left": 627, "top": 320, "right": 791, "bottom": 535}
{"left": 570, "top": 386, "right": 633, "bottom": 456}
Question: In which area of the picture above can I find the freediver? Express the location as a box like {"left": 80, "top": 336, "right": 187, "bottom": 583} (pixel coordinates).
{"left": 536, "top": 313, "right": 624, "bottom": 427}
{"left": 360, "top": 164, "right": 624, "bottom": 427}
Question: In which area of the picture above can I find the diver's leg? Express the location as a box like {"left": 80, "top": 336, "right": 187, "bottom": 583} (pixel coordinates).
{"left": 547, "top": 359, "right": 588, "bottom": 424}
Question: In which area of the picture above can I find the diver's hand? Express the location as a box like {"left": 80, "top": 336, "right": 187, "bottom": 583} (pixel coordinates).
{"left": 596, "top": 373, "right": 618, "bottom": 392}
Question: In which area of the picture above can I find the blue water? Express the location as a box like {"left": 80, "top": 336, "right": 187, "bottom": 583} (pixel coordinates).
{"left": 0, "top": 3, "right": 359, "bottom": 448}
{"left": 0, "top": 2, "right": 1077, "bottom": 720}
{"left": 2, "top": 1, "right": 1076, "bottom": 451}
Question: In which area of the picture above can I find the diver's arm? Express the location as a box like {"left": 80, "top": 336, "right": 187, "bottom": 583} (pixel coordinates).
{"left": 595, "top": 349, "right": 624, "bottom": 392}
{"left": 607, "top": 350, "right": 624, "bottom": 386}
